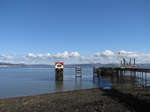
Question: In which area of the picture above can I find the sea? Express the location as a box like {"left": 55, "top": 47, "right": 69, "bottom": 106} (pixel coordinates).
{"left": 0, "top": 67, "right": 103, "bottom": 99}
{"left": 0, "top": 67, "right": 150, "bottom": 99}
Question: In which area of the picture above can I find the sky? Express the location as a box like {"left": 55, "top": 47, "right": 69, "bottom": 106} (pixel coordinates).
{"left": 0, "top": 0, "right": 150, "bottom": 64}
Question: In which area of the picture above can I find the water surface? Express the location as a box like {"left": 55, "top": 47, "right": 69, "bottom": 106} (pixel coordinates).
{"left": 1, "top": 67, "right": 149, "bottom": 99}
{"left": 0, "top": 67, "right": 100, "bottom": 99}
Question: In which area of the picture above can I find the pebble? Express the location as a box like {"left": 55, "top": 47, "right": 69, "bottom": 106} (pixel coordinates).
{"left": 0, "top": 87, "right": 150, "bottom": 112}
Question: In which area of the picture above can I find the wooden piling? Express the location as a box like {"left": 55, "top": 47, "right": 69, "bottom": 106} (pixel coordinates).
{"left": 75, "top": 67, "right": 82, "bottom": 77}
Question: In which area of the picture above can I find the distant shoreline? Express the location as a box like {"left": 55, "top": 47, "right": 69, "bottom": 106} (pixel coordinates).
{"left": 0, "top": 65, "right": 54, "bottom": 67}
{"left": 0, "top": 62, "right": 150, "bottom": 67}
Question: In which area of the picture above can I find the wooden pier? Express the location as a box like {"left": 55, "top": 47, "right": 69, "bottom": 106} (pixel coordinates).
{"left": 93, "top": 66, "right": 150, "bottom": 88}
{"left": 64, "top": 66, "right": 150, "bottom": 88}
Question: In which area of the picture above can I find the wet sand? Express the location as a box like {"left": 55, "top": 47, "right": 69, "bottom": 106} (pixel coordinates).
{"left": 0, "top": 87, "right": 150, "bottom": 112}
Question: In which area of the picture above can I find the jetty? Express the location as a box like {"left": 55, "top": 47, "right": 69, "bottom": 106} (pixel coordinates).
{"left": 63, "top": 66, "right": 150, "bottom": 88}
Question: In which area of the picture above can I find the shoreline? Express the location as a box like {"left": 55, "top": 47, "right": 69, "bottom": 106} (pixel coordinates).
{"left": 0, "top": 87, "right": 100, "bottom": 100}
{"left": 0, "top": 87, "right": 150, "bottom": 112}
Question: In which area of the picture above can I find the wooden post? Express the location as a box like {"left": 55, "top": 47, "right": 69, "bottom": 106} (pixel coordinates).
{"left": 75, "top": 67, "right": 82, "bottom": 77}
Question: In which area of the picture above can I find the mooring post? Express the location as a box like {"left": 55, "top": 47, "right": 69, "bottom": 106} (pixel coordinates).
{"left": 55, "top": 62, "right": 64, "bottom": 81}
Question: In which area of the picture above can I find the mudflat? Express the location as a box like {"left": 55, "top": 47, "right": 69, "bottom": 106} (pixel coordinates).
{"left": 0, "top": 87, "right": 150, "bottom": 112}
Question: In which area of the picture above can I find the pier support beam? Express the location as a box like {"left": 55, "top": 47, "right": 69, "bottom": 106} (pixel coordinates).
{"left": 55, "top": 69, "right": 63, "bottom": 81}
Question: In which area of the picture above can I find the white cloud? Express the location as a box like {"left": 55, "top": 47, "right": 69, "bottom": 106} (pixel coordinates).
{"left": 0, "top": 54, "right": 14, "bottom": 60}
{"left": 101, "top": 50, "right": 114, "bottom": 56}
{"left": 53, "top": 51, "right": 80, "bottom": 59}
{"left": 0, "top": 50, "right": 150, "bottom": 64}
{"left": 70, "top": 52, "right": 80, "bottom": 57}
{"left": 27, "top": 53, "right": 36, "bottom": 58}
{"left": 90, "top": 50, "right": 150, "bottom": 64}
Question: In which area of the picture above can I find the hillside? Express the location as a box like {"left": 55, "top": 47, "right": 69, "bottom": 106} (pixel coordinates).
{"left": 0, "top": 62, "right": 150, "bottom": 67}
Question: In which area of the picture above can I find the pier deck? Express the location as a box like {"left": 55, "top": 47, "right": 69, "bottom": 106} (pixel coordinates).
{"left": 65, "top": 66, "right": 150, "bottom": 72}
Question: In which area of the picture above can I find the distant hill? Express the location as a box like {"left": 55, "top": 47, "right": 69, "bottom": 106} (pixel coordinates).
{"left": 0, "top": 62, "right": 53, "bottom": 67}
{"left": 138, "top": 63, "right": 150, "bottom": 67}
{"left": 64, "top": 63, "right": 116, "bottom": 67}
{"left": 0, "top": 62, "right": 150, "bottom": 67}
{"left": 0, "top": 62, "right": 26, "bottom": 67}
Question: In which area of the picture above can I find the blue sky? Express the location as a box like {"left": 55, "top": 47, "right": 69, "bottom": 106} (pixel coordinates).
{"left": 0, "top": 0, "right": 150, "bottom": 64}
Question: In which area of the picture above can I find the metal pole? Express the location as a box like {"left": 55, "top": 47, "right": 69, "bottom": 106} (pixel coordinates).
{"left": 134, "top": 59, "right": 135, "bottom": 65}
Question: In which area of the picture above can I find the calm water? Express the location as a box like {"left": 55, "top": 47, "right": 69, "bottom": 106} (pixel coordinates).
{"left": 0, "top": 67, "right": 102, "bottom": 99}
{"left": 1, "top": 67, "right": 149, "bottom": 99}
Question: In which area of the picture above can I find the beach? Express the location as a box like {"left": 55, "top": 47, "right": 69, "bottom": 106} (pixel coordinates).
{"left": 0, "top": 87, "right": 150, "bottom": 112}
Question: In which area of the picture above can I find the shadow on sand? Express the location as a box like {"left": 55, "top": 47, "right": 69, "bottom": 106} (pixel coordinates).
{"left": 102, "top": 88, "right": 150, "bottom": 112}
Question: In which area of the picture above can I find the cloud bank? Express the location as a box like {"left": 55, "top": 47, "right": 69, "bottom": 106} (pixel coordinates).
{"left": 0, "top": 50, "right": 150, "bottom": 64}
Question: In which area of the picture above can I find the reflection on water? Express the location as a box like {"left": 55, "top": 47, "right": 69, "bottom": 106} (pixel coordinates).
{"left": 0, "top": 67, "right": 99, "bottom": 99}
{"left": 55, "top": 81, "right": 64, "bottom": 92}
{"left": 1, "top": 67, "right": 149, "bottom": 99}
{"left": 75, "top": 77, "right": 82, "bottom": 89}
